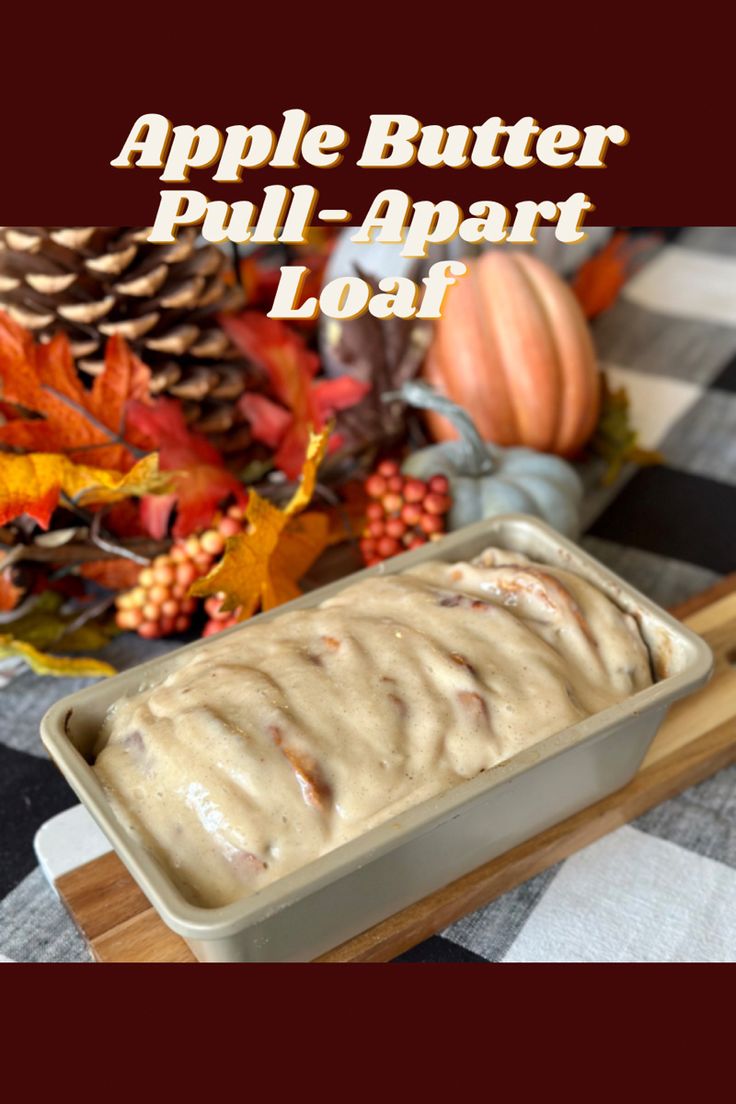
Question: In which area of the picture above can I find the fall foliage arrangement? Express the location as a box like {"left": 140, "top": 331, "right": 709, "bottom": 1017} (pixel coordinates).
{"left": 0, "top": 228, "right": 656, "bottom": 677}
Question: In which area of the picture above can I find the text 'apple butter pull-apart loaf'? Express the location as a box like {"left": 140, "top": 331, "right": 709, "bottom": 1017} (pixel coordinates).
{"left": 94, "top": 547, "right": 653, "bottom": 906}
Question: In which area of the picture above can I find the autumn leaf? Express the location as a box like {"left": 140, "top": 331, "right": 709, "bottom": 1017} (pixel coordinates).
{"left": 285, "top": 424, "right": 330, "bottom": 511}
{"left": 221, "top": 312, "right": 369, "bottom": 478}
{"left": 0, "top": 587, "right": 118, "bottom": 675}
{"left": 0, "top": 569, "right": 22, "bottom": 613}
{"left": 0, "top": 312, "right": 238, "bottom": 537}
{"left": 265, "top": 511, "right": 333, "bottom": 608}
{"left": 0, "top": 312, "right": 151, "bottom": 470}
{"left": 235, "top": 392, "right": 291, "bottom": 448}
{"left": 126, "top": 398, "right": 247, "bottom": 538}
{"left": 321, "top": 478, "right": 370, "bottom": 544}
{"left": 0, "top": 589, "right": 116, "bottom": 652}
{"left": 235, "top": 233, "right": 336, "bottom": 323}
{"left": 0, "top": 452, "right": 168, "bottom": 529}
{"left": 0, "top": 634, "right": 115, "bottom": 677}
{"left": 190, "top": 426, "right": 331, "bottom": 617}
{"left": 78, "top": 558, "right": 143, "bottom": 591}
{"left": 591, "top": 373, "right": 663, "bottom": 485}
{"left": 572, "top": 232, "right": 663, "bottom": 320}
{"left": 237, "top": 255, "right": 284, "bottom": 308}
{"left": 101, "top": 498, "right": 153, "bottom": 540}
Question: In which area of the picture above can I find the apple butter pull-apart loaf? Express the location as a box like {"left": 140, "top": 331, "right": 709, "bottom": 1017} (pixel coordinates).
{"left": 94, "top": 547, "right": 654, "bottom": 907}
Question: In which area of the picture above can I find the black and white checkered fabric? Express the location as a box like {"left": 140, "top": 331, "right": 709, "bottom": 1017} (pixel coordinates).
{"left": 1, "top": 227, "right": 735, "bottom": 963}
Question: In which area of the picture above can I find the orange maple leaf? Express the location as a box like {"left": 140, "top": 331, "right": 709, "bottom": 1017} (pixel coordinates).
{"left": 0, "top": 311, "right": 150, "bottom": 470}
{"left": 190, "top": 426, "right": 331, "bottom": 617}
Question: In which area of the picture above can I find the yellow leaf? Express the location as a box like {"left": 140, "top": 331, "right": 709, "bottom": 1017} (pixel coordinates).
{"left": 0, "top": 452, "right": 170, "bottom": 528}
{"left": 264, "top": 511, "right": 332, "bottom": 610}
{"left": 75, "top": 454, "right": 170, "bottom": 506}
{"left": 190, "top": 426, "right": 331, "bottom": 617}
{"left": 192, "top": 493, "right": 285, "bottom": 618}
{"left": 0, "top": 634, "right": 116, "bottom": 678}
{"left": 283, "top": 426, "right": 331, "bottom": 517}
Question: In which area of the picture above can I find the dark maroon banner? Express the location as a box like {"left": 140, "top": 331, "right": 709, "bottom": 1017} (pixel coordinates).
{"left": 3, "top": 962, "right": 734, "bottom": 1090}
{"left": 0, "top": 25, "right": 731, "bottom": 227}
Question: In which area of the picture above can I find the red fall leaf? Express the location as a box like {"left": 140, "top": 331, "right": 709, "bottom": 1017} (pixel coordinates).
{"left": 235, "top": 233, "right": 336, "bottom": 326}
{"left": 221, "top": 312, "right": 369, "bottom": 479}
{"left": 0, "top": 569, "right": 23, "bottom": 612}
{"left": 126, "top": 398, "right": 247, "bottom": 538}
{"left": 103, "top": 499, "right": 150, "bottom": 539}
{"left": 237, "top": 392, "right": 292, "bottom": 448}
{"left": 0, "top": 310, "right": 245, "bottom": 540}
{"left": 79, "top": 558, "right": 143, "bottom": 591}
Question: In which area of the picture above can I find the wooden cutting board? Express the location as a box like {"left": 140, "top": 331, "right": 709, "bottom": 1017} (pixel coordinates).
{"left": 55, "top": 574, "right": 736, "bottom": 963}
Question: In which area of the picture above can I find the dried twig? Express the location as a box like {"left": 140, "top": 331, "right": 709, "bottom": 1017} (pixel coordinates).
{"left": 0, "top": 592, "right": 44, "bottom": 624}
{"left": 1, "top": 536, "right": 170, "bottom": 569}
{"left": 89, "top": 512, "right": 154, "bottom": 566}
{"left": 60, "top": 593, "right": 115, "bottom": 636}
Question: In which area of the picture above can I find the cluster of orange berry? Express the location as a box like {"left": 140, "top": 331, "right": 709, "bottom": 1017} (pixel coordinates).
{"left": 114, "top": 506, "right": 245, "bottom": 639}
{"left": 360, "top": 460, "right": 451, "bottom": 567}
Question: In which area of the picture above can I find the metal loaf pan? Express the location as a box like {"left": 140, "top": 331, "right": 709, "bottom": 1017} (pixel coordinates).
{"left": 40, "top": 516, "right": 713, "bottom": 962}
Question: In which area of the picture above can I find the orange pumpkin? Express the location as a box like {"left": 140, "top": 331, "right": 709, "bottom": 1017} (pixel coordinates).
{"left": 423, "top": 251, "right": 601, "bottom": 456}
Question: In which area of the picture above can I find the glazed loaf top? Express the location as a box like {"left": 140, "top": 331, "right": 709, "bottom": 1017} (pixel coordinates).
{"left": 94, "top": 547, "right": 654, "bottom": 907}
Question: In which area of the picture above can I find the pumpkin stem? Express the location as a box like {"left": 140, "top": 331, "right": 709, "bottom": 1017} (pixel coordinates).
{"left": 386, "top": 381, "right": 496, "bottom": 476}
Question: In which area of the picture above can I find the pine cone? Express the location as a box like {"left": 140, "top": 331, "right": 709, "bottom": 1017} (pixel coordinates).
{"left": 0, "top": 227, "right": 260, "bottom": 452}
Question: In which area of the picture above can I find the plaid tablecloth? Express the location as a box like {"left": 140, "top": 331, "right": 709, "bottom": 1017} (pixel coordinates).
{"left": 1, "top": 227, "right": 735, "bottom": 964}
